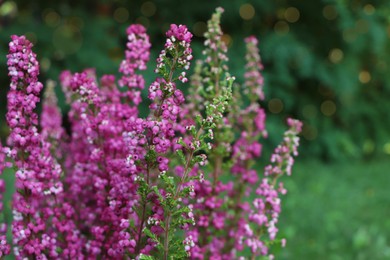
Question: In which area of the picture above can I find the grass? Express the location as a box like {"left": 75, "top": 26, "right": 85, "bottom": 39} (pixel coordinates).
{"left": 275, "top": 159, "right": 390, "bottom": 260}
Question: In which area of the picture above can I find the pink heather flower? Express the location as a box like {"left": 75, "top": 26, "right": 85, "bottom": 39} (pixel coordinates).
{"left": 70, "top": 71, "right": 101, "bottom": 105}
{"left": 119, "top": 24, "right": 151, "bottom": 106}
{"left": 156, "top": 24, "right": 193, "bottom": 75}
{"left": 281, "top": 238, "right": 287, "bottom": 247}
{"left": 0, "top": 235, "right": 11, "bottom": 257}
{"left": 203, "top": 8, "right": 228, "bottom": 66}
{"left": 7, "top": 35, "right": 41, "bottom": 91}
{"left": 244, "top": 36, "right": 265, "bottom": 101}
{"left": 244, "top": 118, "right": 302, "bottom": 257}
{"left": 166, "top": 24, "right": 193, "bottom": 43}
{"left": 59, "top": 70, "right": 73, "bottom": 103}
{"left": 123, "top": 24, "right": 150, "bottom": 73}
{"left": 100, "top": 74, "right": 122, "bottom": 103}
{"left": 287, "top": 118, "right": 303, "bottom": 137}
{"left": 41, "top": 81, "right": 65, "bottom": 143}
{"left": 254, "top": 107, "right": 266, "bottom": 132}
{"left": 265, "top": 118, "right": 302, "bottom": 177}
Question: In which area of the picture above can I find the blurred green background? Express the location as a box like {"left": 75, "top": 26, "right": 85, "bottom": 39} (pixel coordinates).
{"left": 1, "top": 0, "right": 390, "bottom": 259}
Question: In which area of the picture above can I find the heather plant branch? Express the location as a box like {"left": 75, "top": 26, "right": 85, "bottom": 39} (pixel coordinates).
{"left": 248, "top": 118, "right": 302, "bottom": 259}
{"left": 41, "top": 80, "right": 67, "bottom": 163}
{"left": 160, "top": 77, "right": 233, "bottom": 259}
{"left": 200, "top": 7, "right": 233, "bottom": 192}
{"left": 5, "top": 35, "right": 84, "bottom": 259}
{"left": 183, "top": 9, "right": 239, "bottom": 257}
{"left": 221, "top": 35, "right": 268, "bottom": 253}
{"left": 149, "top": 24, "right": 195, "bottom": 260}
{"left": 119, "top": 24, "right": 194, "bottom": 258}
{"left": 119, "top": 24, "right": 150, "bottom": 107}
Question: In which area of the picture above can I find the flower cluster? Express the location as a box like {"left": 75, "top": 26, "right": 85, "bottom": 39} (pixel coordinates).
{"left": 119, "top": 24, "right": 151, "bottom": 106}
{"left": 1, "top": 8, "right": 302, "bottom": 260}
{"left": 244, "top": 36, "right": 265, "bottom": 101}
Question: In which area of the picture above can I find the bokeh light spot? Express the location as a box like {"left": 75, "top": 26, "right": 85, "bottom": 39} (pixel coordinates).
{"left": 161, "top": 23, "right": 170, "bottom": 34}
{"left": 340, "top": 93, "right": 353, "bottom": 107}
{"left": 114, "top": 7, "right": 129, "bottom": 23}
{"left": 44, "top": 10, "right": 61, "bottom": 27}
{"left": 384, "top": 143, "right": 390, "bottom": 155}
{"left": 302, "top": 124, "right": 318, "bottom": 141}
{"left": 323, "top": 5, "right": 338, "bottom": 20}
{"left": 53, "top": 25, "right": 82, "bottom": 55}
{"left": 239, "top": 4, "right": 255, "bottom": 20}
{"left": 356, "top": 19, "right": 369, "bottom": 34}
{"left": 276, "top": 8, "right": 285, "bottom": 19}
{"left": 54, "top": 50, "right": 65, "bottom": 60}
{"left": 274, "top": 21, "right": 289, "bottom": 35}
{"left": 285, "top": 7, "right": 300, "bottom": 23}
{"left": 221, "top": 34, "right": 232, "bottom": 47}
{"left": 136, "top": 16, "right": 150, "bottom": 28}
{"left": 108, "top": 47, "right": 123, "bottom": 61}
{"left": 0, "top": 1, "right": 17, "bottom": 17}
{"left": 387, "top": 25, "right": 390, "bottom": 38}
{"left": 141, "top": 2, "right": 156, "bottom": 17}
{"left": 320, "top": 100, "right": 336, "bottom": 116}
{"left": 40, "top": 57, "right": 51, "bottom": 72}
{"left": 377, "top": 60, "right": 387, "bottom": 71}
{"left": 359, "top": 70, "right": 371, "bottom": 84}
{"left": 363, "top": 139, "right": 375, "bottom": 154}
{"left": 268, "top": 98, "right": 284, "bottom": 114}
{"left": 193, "top": 21, "right": 207, "bottom": 37}
{"left": 363, "top": 4, "right": 375, "bottom": 15}
{"left": 343, "top": 28, "right": 357, "bottom": 43}
{"left": 68, "top": 16, "right": 84, "bottom": 30}
{"left": 302, "top": 104, "right": 317, "bottom": 119}
{"left": 25, "top": 32, "right": 37, "bottom": 45}
{"left": 329, "top": 48, "right": 344, "bottom": 63}
{"left": 318, "top": 86, "right": 334, "bottom": 98}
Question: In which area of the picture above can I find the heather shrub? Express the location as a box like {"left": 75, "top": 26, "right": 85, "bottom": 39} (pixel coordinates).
{"left": 0, "top": 8, "right": 301, "bottom": 259}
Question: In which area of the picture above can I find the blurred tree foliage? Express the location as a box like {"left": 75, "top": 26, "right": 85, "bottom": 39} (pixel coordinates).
{"left": 1, "top": 0, "right": 390, "bottom": 161}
